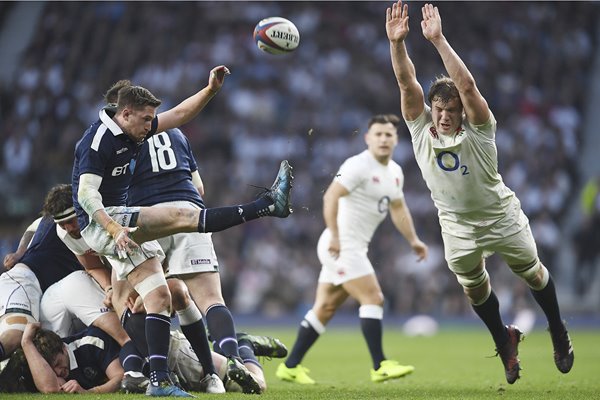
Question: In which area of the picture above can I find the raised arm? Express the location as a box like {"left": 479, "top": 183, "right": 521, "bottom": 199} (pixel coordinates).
{"left": 421, "top": 4, "right": 489, "bottom": 125}
{"left": 21, "top": 323, "right": 64, "bottom": 393}
{"left": 156, "top": 65, "right": 230, "bottom": 132}
{"left": 386, "top": 0, "right": 425, "bottom": 121}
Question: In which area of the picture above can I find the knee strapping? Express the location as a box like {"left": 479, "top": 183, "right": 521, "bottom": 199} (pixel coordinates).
{"left": 358, "top": 305, "right": 384, "bottom": 320}
{"left": 0, "top": 313, "right": 36, "bottom": 333}
{"left": 456, "top": 265, "right": 491, "bottom": 305}
{"left": 511, "top": 259, "right": 548, "bottom": 290}
{"left": 133, "top": 272, "right": 167, "bottom": 299}
{"left": 304, "top": 310, "right": 326, "bottom": 334}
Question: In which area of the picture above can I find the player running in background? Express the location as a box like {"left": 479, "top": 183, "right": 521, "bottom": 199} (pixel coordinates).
{"left": 385, "top": 1, "right": 573, "bottom": 383}
{"left": 72, "top": 66, "right": 292, "bottom": 397}
{"left": 277, "top": 114, "right": 428, "bottom": 384}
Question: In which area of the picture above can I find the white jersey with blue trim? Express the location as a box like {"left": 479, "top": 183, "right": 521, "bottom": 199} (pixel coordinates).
{"left": 405, "top": 106, "right": 515, "bottom": 235}
{"left": 334, "top": 150, "right": 405, "bottom": 248}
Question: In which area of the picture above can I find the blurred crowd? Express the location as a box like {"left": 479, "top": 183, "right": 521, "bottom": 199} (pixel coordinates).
{"left": 0, "top": 2, "right": 599, "bottom": 319}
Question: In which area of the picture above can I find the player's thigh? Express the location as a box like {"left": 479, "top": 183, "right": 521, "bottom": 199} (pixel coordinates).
{"left": 317, "top": 234, "right": 374, "bottom": 286}
{"left": 493, "top": 224, "right": 538, "bottom": 267}
{"left": 342, "top": 273, "right": 383, "bottom": 305}
{"left": 441, "top": 231, "right": 485, "bottom": 278}
{"left": 163, "top": 231, "right": 219, "bottom": 277}
{"left": 180, "top": 272, "right": 224, "bottom": 312}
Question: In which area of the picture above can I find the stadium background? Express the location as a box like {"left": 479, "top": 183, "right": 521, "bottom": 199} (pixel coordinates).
{"left": 0, "top": 1, "right": 599, "bottom": 327}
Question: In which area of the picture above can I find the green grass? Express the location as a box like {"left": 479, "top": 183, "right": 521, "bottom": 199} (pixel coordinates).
{"left": 3, "top": 326, "right": 599, "bottom": 399}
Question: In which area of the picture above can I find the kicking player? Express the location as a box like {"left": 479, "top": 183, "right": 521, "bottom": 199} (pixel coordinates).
{"left": 72, "top": 66, "right": 292, "bottom": 396}
{"left": 277, "top": 114, "right": 428, "bottom": 384}
{"left": 386, "top": 1, "right": 573, "bottom": 383}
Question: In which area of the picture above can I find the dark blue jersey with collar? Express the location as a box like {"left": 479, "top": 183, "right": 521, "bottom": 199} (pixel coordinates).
{"left": 72, "top": 108, "right": 157, "bottom": 228}
{"left": 63, "top": 326, "right": 120, "bottom": 390}
{"left": 128, "top": 128, "right": 205, "bottom": 208}
{"left": 18, "top": 216, "right": 83, "bottom": 292}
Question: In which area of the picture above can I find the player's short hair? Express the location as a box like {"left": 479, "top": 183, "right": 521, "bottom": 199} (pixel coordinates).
{"left": 104, "top": 79, "right": 132, "bottom": 104}
{"left": 117, "top": 85, "right": 161, "bottom": 112}
{"left": 32, "top": 328, "right": 65, "bottom": 367}
{"left": 428, "top": 75, "right": 460, "bottom": 105}
{"left": 368, "top": 114, "right": 401, "bottom": 129}
{"left": 42, "top": 184, "right": 73, "bottom": 218}
{"left": 0, "top": 349, "right": 36, "bottom": 393}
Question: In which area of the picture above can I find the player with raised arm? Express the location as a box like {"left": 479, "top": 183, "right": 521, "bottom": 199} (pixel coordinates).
{"left": 72, "top": 67, "right": 292, "bottom": 397}
{"left": 277, "top": 114, "right": 428, "bottom": 384}
{"left": 386, "top": 1, "right": 573, "bottom": 383}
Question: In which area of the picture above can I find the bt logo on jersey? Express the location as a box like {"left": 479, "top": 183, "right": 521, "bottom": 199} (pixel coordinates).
{"left": 111, "top": 162, "right": 130, "bottom": 176}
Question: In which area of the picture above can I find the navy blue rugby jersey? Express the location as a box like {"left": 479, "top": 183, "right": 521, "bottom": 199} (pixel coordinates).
{"left": 128, "top": 128, "right": 205, "bottom": 208}
{"left": 72, "top": 108, "right": 158, "bottom": 228}
{"left": 18, "top": 216, "right": 82, "bottom": 292}
{"left": 63, "top": 326, "right": 120, "bottom": 390}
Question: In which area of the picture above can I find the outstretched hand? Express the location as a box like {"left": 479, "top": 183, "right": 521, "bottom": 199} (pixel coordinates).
{"left": 207, "top": 65, "right": 231, "bottom": 93}
{"left": 411, "top": 239, "right": 429, "bottom": 262}
{"left": 386, "top": 0, "right": 410, "bottom": 43}
{"left": 421, "top": 3, "right": 443, "bottom": 42}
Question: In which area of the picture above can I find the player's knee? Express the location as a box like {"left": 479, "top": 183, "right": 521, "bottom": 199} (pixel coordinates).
{"left": 167, "top": 280, "right": 190, "bottom": 311}
{"left": 511, "top": 259, "right": 548, "bottom": 290}
{"left": 314, "top": 301, "right": 337, "bottom": 322}
{"left": 455, "top": 261, "right": 490, "bottom": 305}
{"left": 134, "top": 273, "right": 171, "bottom": 315}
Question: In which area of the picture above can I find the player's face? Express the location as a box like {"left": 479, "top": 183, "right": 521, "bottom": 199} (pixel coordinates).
{"left": 51, "top": 346, "right": 70, "bottom": 380}
{"left": 58, "top": 217, "right": 81, "bottom": 239}
{"left": 431, "top": 97, "right": 463, "bottom": 136}
{"left": 122, "top": 105, "right": 156, "bottom": 143}
{"left": 365, "top": 122, "right": 398, "bottom": 164}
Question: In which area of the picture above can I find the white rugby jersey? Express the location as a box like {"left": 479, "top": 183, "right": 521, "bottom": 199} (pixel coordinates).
{"left": 405, "top": 106, "right": 515, "bottom": 233}
{"left": 334, "top": 150, "right": 405, "bottom": 247}
{"left": 56, "top": 225, "right": 95, "bottom": 256}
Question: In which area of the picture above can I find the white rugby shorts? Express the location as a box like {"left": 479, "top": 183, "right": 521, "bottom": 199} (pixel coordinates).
{"left": 40, "top": 270, "right": 108, "bottom": 337}
{"left": 81, "top": 206, "right": 165, "bottom": 280}
{"left": 153, "top": 201, "right": 219, "bottom": 277}
{"left": 317, "top": 229, "right": 374, "bottom": 286}
{"left": 0, "top": 264, "right": 42, "bottom": 320}
{"left": 442, "top": 205, "right": 538, "bottom": 275}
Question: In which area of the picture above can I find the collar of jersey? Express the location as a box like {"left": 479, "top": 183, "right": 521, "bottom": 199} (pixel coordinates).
{"left": 99, "top": 109, "right": 125, "bottom": 137}
{"left": 66, "top": 343, "right": 78, "bottom": 371}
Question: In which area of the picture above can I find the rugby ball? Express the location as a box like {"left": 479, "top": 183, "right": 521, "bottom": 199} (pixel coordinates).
{"left": 253, "top": 17, "right": 300, "bottom": 55}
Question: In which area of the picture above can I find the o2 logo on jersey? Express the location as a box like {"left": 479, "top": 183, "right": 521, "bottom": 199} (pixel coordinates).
{"left": 111, "top": 162, "right": 130, "bottom": 176}
{"left": 378, "top": 196, "right": 391, "bottom": 214}
{"left": 436, "top": 151, "right": 469, "bottom": 175}
{"left": 148, "top": 132, "right": 177, "bottom": 172}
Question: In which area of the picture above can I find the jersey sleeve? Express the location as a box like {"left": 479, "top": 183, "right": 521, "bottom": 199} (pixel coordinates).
{"left": 87, "top": 327, "right": 120, "bottom": 372}
{"left": 391, "top": 163, "right": 405, "bottom": 202}
{"left": 184, "top": 137, "right": 198, "bottom": 173}
{"left": 334, "top": 156, "right": 365, "bottom": 192}
{"left": 466, "top": 111, "right": 497, "bottom": 143}
{"left": 404, "top": 105, "right": 431, "bottom": 141}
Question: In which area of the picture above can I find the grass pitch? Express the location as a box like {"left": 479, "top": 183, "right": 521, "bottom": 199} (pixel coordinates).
{"left": 3, "top": 326, "right": 599, "bottom": 400}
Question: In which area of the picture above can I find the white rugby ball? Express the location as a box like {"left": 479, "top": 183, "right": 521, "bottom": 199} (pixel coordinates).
{"left": 253, "top": 17, "right": 300, "bottom": 55}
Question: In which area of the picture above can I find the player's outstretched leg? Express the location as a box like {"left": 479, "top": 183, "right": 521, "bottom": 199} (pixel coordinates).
{"left": 495, "top": 325, "right": 523, "bottom": 384}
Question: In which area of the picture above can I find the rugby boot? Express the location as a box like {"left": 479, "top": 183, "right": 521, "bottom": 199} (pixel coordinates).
{"left": 226, "top": 356, "right": 262, "bottom": 394}
{"left": 237, "top": 332, "right": 288, "bottom": 358}
{"left": 495, "top": 325, "right": 523, "bottom": 384}
{"left": 275, "top": 363, "right": 315, "bottom": 384}
{"left": 260, "top": 160, "right": 293, "bottom": 217}
{"left": 370, "top": 360, "right": 415, "bottom": 383}
{"left": 549, "top": 322, "right": 574, "bottom": 373}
